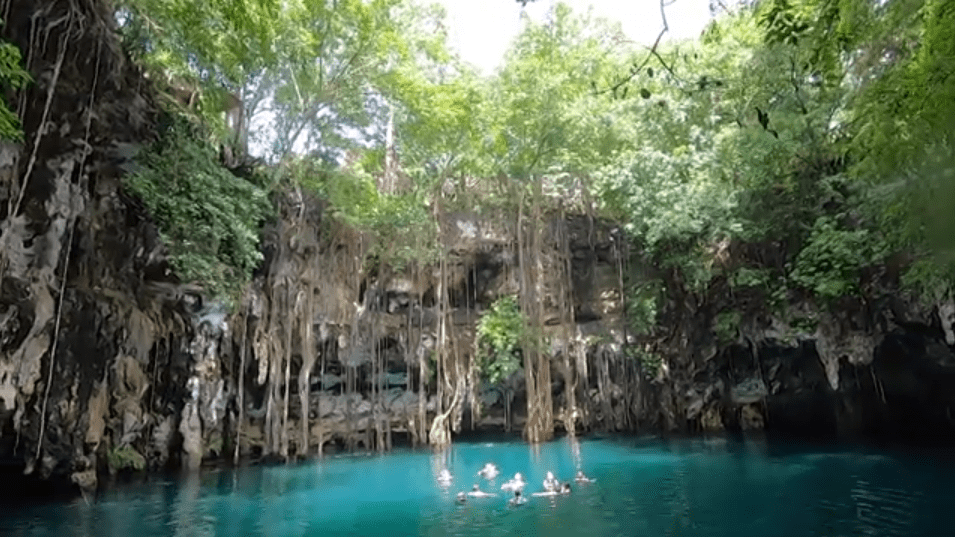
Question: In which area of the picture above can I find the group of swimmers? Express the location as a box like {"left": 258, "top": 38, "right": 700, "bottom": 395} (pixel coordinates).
{"left": 442, "top": 463, "right": 595, "bottom": 507}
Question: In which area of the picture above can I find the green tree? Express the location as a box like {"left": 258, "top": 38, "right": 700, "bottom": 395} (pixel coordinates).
{"left": 117, "top": 0, "right": 436, "bottom": 162}
{"left": 491, "top": 4, "right": 624, "bottom": 181}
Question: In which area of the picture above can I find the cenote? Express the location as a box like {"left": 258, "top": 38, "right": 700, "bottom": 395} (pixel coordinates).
{"left": 3, "top": 1, "right": 955, "bottom": 537}
{"left": 2, "top": 436, "right": 953, "bottom": 537}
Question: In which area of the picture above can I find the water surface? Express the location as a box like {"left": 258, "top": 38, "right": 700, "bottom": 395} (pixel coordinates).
{"left": 2, "top": 437, "right": 953, "bottom": 536}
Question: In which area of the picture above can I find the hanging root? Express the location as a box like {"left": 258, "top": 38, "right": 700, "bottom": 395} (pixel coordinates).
{"left": 34, "top": 220, "right": 75, "bottom": 464}
{"left": 33, "top": 37, "right": 100, "bottom": 465}
{"left": 12, "top": 12, "right": 71, "bottom": 217}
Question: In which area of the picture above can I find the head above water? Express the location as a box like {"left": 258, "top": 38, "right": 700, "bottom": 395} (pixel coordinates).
{"left": 472, "top": 484, "right": 480, "bottom": 491}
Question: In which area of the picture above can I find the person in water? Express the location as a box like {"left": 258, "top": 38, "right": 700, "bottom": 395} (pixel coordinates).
{"left": 501, "top": 472, "right": 526, "bottom": 492}
{"left": 561, "top": 482, "right": 572, "bottom": 494}
{"left": 543, "top": 471, "right": 560, "bottom": 492}
{"left": 574, "top": 470, "right": 594, "bottom": 483}
{"left": 456, "top": 492, "right": 467, "bottom": 504}
{"left": 467, "top": 484, "right": 498, "bottom": 498}
{"left": 477, "top": 463, "right": 499, "bottom": 480}
{"left": 508, "top": 489, "right": 527, "bottom": 506}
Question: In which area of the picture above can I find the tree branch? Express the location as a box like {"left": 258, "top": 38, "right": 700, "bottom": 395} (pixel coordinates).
{"left": 594, "top": 0, "right": 676, "bottom": 96}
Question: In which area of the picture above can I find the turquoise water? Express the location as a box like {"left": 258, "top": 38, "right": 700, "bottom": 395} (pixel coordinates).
{"left": 2, "top": 437, "right": 954, "bottom": 536}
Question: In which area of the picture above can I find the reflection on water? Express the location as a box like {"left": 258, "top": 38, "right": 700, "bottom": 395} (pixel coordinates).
{"left": 1, "top": 437, "right": 954, "bottom": 537}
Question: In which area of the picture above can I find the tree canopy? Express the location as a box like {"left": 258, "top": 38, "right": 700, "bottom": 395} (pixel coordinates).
{"left": 86, "top": 0, "right": 955, "bottom": 327}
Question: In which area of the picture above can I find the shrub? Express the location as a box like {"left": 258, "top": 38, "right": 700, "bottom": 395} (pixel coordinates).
{"left": 107, "top": 446, "right": 146, "bottom": 472}
{"left": 790, "top": 216, "right": 885, "bottom": 300}
{"left": 126, "top": 115, "right": 272, "bottom": 302}
{"left": 0, "top": 32, "right": 31, "bottom": 141}
{"left": 475, "top": 296, "right": 524, "bottom": 385}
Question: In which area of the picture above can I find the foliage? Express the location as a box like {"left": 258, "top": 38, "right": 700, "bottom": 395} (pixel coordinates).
{"left": 755, "top": 0, "right": 955, "bottom": 295}
{"left": 117, "top": 0, "right": 438, "bottom": 161}
{"left": 0, "top": 29, "right": 31, "bottom": 141}
{"left": 126, "top": 115, "right": 271, "bottom": 302}
{"left": 731, "top": 267, "right": 771, "bottom": 289}
{"left": 901, "top": 257, "right": 955, "bottom": 301}
{"left": 626, "top": 281, "right": 661, "bottom": 336}
{"left": 788, "top": 313, "right": 818, "bottom": 335}
{"left": 107, "top": 446, "right": 146, "bottom": 472}
{"left": 114, "top": 0, "right": 955, "bottom": 355}
{"left": 296, "top": 163, "right": 438, "bottom": 269}
{"left": 475, "top": 296, "right": 524, "bottom": 386}
{"left": 387, "top": 68, "right": 491, "bottom": 193}
{"left": 713, "top": 311, "right": 741, "bottom": 345}
{"left": 626, "top": 345, "right": 664, "bottom": 380}
{"left": 790, "top": 216, "right": 885, "bottom": 299}
{"left": 576, "top": 0, "right": 953, "bottom": 335}
{"left": 482, "top": 3, "right": 646, "bottom": 197}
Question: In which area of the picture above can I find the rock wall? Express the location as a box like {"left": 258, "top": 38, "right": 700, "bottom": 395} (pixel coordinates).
{"left": 644, "top": 265, "right": 955, "bottom": 443}
{"left": 0, "top": 0, "right": 200, "bottom": 495}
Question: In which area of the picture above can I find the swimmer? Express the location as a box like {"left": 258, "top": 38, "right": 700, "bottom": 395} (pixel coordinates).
{"left": 477, "top": 462, "right": 500, "bottom": 480}
{"left": 542, "top": 471, "right": 560, "bottom": 492}
{"left": 575, "top": 470, "right": 594, "bottom": 483}
{"left": 533, "top": 482, "right": 572, "bottom": 497}
{"left": 467, "top": 484, "right": 498, "bottom": 498}
{"left": 501, "top": 472, "right": 526, "bottom": 492}
{"left": 456, "top": 491, "right": 467, "bottom": 504}
{"left": 508, "top": 489, "right": 527, "bottom": 507}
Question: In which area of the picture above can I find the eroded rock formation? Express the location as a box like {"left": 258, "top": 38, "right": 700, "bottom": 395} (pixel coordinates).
{"left": 0, "top": 0, "right": 201, "bottom": 494}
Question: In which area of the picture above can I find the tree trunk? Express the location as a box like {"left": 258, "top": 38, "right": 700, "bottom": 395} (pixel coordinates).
{"left": 417, "top": 286, "right": 427, "bottom": 444}
{"left": 234, "top": 307, "right": 247, "bottom": 465}
{"left": 558, "top": 213, "right": 577, "bottom": 436}
{"left": 281, "top": 285, "right": 293, "bottom": 460}
{"left": 346, "top": 365, "right": 354, "bottom": 451}
{"left": 428, "top": 245, "right": 452, "bottom": 446}
{"left": 298, "top": 288, "right": 316, "bottom": 457}
{"left": 537, "top": 181, "right": 553, "bottom": 440}
{"left": 522, "top": 179, "right": 553, "bottom": 443}
{"left": 318, "top": 339, "right": 326, "bottom": 457}
{"left": 517, "top": 191, "right": 539, "bottom": 442}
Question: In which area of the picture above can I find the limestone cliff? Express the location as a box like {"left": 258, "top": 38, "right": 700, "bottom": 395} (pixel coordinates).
{"left": 0, "top": 0, "right": 196, "bottom": 494}
{"left": 635, "top": 249, "right": 955, "bottom": 441}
